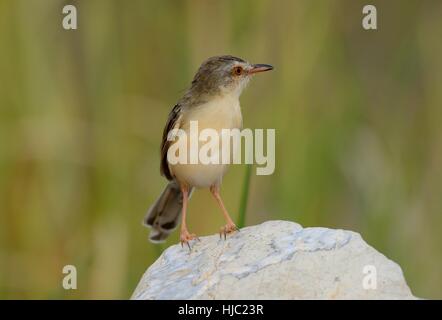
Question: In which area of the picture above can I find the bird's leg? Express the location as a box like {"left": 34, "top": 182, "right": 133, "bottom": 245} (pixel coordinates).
{"left": 210, "top": 185, "right": 239, "bottom": 239}
{"left": 180, "top": 184, "right": 198, "bottom": 250}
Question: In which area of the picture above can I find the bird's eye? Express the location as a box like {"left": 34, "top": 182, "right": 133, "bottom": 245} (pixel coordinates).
{"left": 233, "top": 66, "right": 243, "bottom": 76}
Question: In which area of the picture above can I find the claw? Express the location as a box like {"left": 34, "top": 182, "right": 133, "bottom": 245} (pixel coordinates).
{"left": 219, "top": 222, "right": 239, "bottom": 240}
{"left": 180, "top": 230, "right": 198, "bottom": 251}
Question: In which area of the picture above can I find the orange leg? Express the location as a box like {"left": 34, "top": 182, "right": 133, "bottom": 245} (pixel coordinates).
{"left": 210, "top": 185, "right": 239, "bottom": 239}
{"left": 180, "top": 184, "right": 198, "bottom": 250}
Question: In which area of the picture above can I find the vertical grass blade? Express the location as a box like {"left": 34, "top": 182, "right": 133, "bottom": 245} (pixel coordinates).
{"left": 237, "top": 164, "right": 252, "bottom": 228}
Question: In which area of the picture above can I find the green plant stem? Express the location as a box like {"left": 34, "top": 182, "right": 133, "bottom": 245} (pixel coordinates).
{"left": 238, "top": 164, "right": 252, "bottom": 228}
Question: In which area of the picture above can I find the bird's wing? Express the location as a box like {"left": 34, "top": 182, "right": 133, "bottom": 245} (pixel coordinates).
{"left": 160, "top": 104, "right": 183, "bottom": 180}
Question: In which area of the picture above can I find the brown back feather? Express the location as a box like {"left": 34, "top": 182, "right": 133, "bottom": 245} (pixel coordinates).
{"left": 160, "top": 104, "right": 182, "bottom": 180}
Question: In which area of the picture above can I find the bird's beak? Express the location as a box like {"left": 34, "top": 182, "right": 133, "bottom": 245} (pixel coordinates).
{"left": 249, "top": 64, "right": 274, "bottom": 74}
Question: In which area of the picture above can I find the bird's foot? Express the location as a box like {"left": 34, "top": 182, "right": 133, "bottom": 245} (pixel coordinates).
{"left": 219, "top": 222, "right": 239, "bottom": 240}
{"left": 180, "top": 230, "right": 199, "bottom": 251}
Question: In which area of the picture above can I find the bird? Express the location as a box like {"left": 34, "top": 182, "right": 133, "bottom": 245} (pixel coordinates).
{"left": 144, "top": 55, "right": 273, "bottom": 249}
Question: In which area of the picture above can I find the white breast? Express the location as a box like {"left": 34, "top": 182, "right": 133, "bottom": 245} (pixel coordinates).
{"left": 170, "top": 94, "right": 243, "bottom": 188}
{"left": 182, "top": 94, "right": 242, "bottom": 131}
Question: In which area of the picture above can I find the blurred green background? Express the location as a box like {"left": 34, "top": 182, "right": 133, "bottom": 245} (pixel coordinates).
{"left": 1, "top": 0, "right": 441, "bottom": 299}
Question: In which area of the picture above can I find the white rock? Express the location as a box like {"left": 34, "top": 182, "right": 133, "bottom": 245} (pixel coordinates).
{"left": 132, "top": 220, "right": 416, "bottom": 299}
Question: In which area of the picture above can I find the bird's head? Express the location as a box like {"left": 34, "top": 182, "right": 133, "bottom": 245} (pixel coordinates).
{"left": 188, "top": 55, "right": 273, "bottom": 100}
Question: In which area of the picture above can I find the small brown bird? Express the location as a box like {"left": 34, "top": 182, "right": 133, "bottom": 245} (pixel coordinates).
{"left": 144, "top": 55, "right": 273, "bottom": 248}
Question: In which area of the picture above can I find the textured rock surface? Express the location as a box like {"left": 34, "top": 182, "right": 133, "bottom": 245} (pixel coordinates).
{"left": 132, "top": 220, "right": 416, "bottom": 299}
